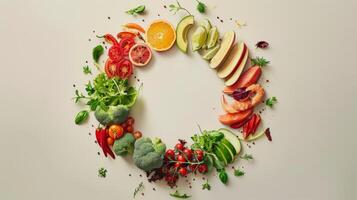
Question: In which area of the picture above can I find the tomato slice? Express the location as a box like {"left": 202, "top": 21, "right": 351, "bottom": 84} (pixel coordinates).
{"left": 117, "top": 31, "right": 136, "bottom": 39}
{"left": 119, "top": 37, "right": 136, "bottom": 56}
{"left": 105, "top": 58, "right": 117, "bottom": 78}
{"left": 108, "top": 45, "right": 123, "bottom": 62}
{"left": 116, "top": 59, "right": 133, "bottom": 79}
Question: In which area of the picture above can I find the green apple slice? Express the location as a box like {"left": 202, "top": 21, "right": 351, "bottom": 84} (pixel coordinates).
{"left": 206, "top": 26, "right": 219, "bottom": 49}
{"left": 218, "top": 128, "right": 242, "bottom": 155}
{"left": 191, "top": 26, "right": 207, "bottom": 51}
{"left": 224, "top": 47, "right": 249, "bottom": 86}
{"left": 221, "top": 138, "right": 236, "bottom": 156}
{"left": 217, "top": 42, "right": 247, "bottom": 79}
{"left": 176, "top": 15, "right": 195, "bottom": 53}
{"left": 202, "top": 43, "right": 220, "bottom": 60}
{"left": 214, "top": 146, "right": 228, "bottom": 166}
{"left": 199, "top": 19, "right": 212, "bottom": 31}
{"left": 210, "top": 31, "right": 235, "bottom": 69}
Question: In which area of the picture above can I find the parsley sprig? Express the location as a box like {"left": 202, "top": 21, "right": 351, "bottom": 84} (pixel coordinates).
{"left": 83, "top": 65, "right": 92, "bottom": 75}
{"left": 202, "top": 180, "right": 211, "bottom": 190}
{"left": 251, "top": 57, "right": 270, "bottom": 67}
{"left": 234, "top": 169, "right": 245, "bottom": 177}
{"left": 98, "top": 168, "right": 107, "bottom": 178}
{"left": 266, "top": 97, "right": 277, "bottom": 108}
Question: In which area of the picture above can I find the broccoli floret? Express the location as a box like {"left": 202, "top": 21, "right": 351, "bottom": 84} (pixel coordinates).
{"left": 152, "top": 137, "right": 166, "bottom": 155}
{"left": 94, "top": 105, "right": 129, "bottom": 126}
{"left": 113, "top": 133, "right": 135, "bottom": 156}
{"left": 133, "top": 137, "right": 166, "bottom": 171}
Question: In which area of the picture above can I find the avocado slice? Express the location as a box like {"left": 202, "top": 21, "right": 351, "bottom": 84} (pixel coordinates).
{"left": 219, "top": 128, "right": 242, "bottom": 155}
{"left": 213, "top": 146, "right": 228, "bottom": 166}
{"left": 176, "top": 15, "right": 195, "bottom": 53}
{"left": 221, "top": 138, "right": 236, "bottom": 157}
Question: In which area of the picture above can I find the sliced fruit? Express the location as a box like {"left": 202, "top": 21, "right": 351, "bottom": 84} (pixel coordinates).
{"left": 221, "top": 95, "right": 239, "bottom": 113}
{"left": 221, "top": 138, "right": 237, "bottom": 157}
{"left": 219, "top": 108, "right": 253, "bottom": 125}
{"left": 213, "top": 145, "right": 228, "bottom": 165}
{"left": 223, "top": 65, "right": 262, "bottom": 94}
{"left": 129, "top": 43, "right": 152, "bottom": 67}
{"left": 146, "top": 20, "right": 176, "bottom": 51}
{"left": 217, "top": 42, "right": 247, "bottom": 78}
{"left": 199, "top": 19, "right": 212, "bottom": 31}
{"left": 206, "top": 27, "right": 219, "bottom": 49}
{"left": 210, "top": 31, "right": 235, "bottom": 69}
{"left": 191, "top": 26, "right": 207, "bottom": 51}
{"left": 202, "top": 44, "right": 220, "bottom": 60}
{"left": 224, "top": 46, "right": 249, "bottom": 86}
{"left": 218, "top": 143, "right": 233, "bottom": 163}
{"left": 219, "top": 128, "right": 242, "bottom": 155}
{"left": 238, "top": 129, "right": 265, "bottom": 142}
{"left": 176, "top": 15, "right": 195, "bottom": 53}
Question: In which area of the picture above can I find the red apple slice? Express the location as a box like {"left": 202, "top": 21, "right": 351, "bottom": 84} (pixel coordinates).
{"left": 223, "top": 65, "right": 262, "bottom": 94}
{"left": 221, "top": 95, "right": 239, "bottom": 113}
{"left": 224, "top": 47, "right": 249, "bottom": 86}
{"left": 210, "top": 31, "right": 235, "bottom": 69}
{"left": 217, "top": 42, "right": 247, "bottom": 79}
{"left": 219, "top": 109, "right": 253, "bottom": 125}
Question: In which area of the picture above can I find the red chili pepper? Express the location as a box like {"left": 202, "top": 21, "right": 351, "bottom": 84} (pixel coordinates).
{"left": 243, "top": 114, "right": 261, "bottom": 138}
{"left": 103, "top": 129, "right": 115, "bottom": 159}
{"left": 96, "top": 34, "right": 119, "bottom": 45}
{"left": 99, "top": 128, "right": 108, "bottom": 157}
{"left": 251, "top": 114, "right": 261, "bottom": 134}
{"left": 230, "top": 114, "right": 252, "bottom": 129}
{"left": 117, "top": 31, "right": 136, "bottom": 39}
{"left": 95, "top": 128, "right": 102, "bottom": 147}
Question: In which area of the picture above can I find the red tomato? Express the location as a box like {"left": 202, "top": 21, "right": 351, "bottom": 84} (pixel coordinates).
{"left": 116, "top": 59, "right": 133, "bottom": 79}
{"left": 175, "top": 143, "right": 185, "bottom": 151}
{"left": 198, "top": 164, "right": 208, "bottom": 173}
{"left": 105, "top": 59, "right": 117, "bottom": 78}
{"left": 119, "top": 37, "right": 135, "bottom": 56}
{"left": 165, "top": 149, "right": 175, "bottom": 159}
{"left": 108, "top": 45, "right": 123, "bottom": 62}
{"left": 127, "top": 117, "right": 135, "bottom": 125}
{"left": 188, "top": 164, "right": 197, "bottom": 172}
{"left": 178, "top": 167, "right": 188, "bottom": 176}
{"left": 195, "top": 150, "right": 204, "bottom": 161}
{"left": 174, "top": 162, "right": 181, "bottom": 168}
{"left": 183, "top": 148, "right": 193, "bottom": 160}
{"left": 117, "top": 31, "right": 136, "bottom": 39}
{"left": 177, "top": 155, "right": 186, "bottom": 163}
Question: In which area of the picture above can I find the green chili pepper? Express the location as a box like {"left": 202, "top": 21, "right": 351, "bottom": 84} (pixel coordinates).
{"left": 75, "top": 110, "right": 89, "bottom": 125}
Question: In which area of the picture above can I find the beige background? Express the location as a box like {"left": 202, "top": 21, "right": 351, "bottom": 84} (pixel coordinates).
{"left": 1, "top": 0, "right": 356, "bottom": 199}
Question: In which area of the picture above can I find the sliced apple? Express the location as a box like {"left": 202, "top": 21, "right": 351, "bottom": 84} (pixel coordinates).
{"left": 221, "top": 95, "right": 239, "bottom": 113}
{"left": 217, "top": 42, "right": 247, "bottom": 79}
{"left": 224, "top": 47, "right": 249, "bottom": 86}
{"left": 209, "top": 31, "right": 235, "bottom": 69}
{"left": 219, "top": 128, "right": 242, "bottom": 155}
{"left": 223, "top": 65, "right": 262, "bottom": 94}
{"left": 219, "top": 108, "right": 253, "bottom": 125}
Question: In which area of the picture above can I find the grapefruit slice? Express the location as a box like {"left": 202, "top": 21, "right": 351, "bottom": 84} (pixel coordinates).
{"left": 146, "top": 20, "right": 176, "bottom": 52}
{"left": 129, "top": 43, "right": 152, "bottom": 67}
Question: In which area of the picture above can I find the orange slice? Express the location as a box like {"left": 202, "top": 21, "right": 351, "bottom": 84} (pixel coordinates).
{"left": 146, "top": 20, "right": 176, "bottom": 51}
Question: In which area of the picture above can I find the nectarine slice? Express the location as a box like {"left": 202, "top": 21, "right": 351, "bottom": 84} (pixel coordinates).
{"left": 219, "top": 109, "right": 253, "bottom": 125}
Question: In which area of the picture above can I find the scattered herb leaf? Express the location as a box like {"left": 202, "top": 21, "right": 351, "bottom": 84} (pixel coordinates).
{"left": 240, "top": 154, "right": 253, "bottom": 160}
{"left": 196, "top": 0, "right": 206, "bottom": 13}
{"left": 170, "top": 190, "right": 191, "bottom": 199}
{"left": 235, "top": 20, "right": 247, "bottom": 28}
{"left": 75, "top": 110, "right": 89, "bottom": 124}
{"left": 98, "top": 167, "right": 107, "bottom": 178}
{"left": 83, "top": 65, "right": 92, "bottom": 75}
{"left": 133, "top": 182, "right": 144, "bottom": 198}
{"left": 202, "top": 180, "right": 211, "bottom": 190}
{"left": 255, "top": 41, "right": 269, "bottom": 49}
{"left": 169, "top": 0, "right": 191, "bottom": 15}
{"left": 126, "top": 5, "right": 145, "bottom": 16}
{"left": 92, "top": 45, "right": 104, "bottom": 63}
{"left": 251, "top": 57, "right": 270, "bottom": 67}
{"left": 218, "top": 170, "right": 228, "bottom": 184}
{"left": 265, "top": 128, "right": 272, "bottom": 141}
{"left": 266, "top": 96, "right": 277, "bottom": 108}
{"left": 234, "top": 169, "right": 245, "bottom": 177}
{"left": 73, "top": 89, "right": 86, "bottom": 103}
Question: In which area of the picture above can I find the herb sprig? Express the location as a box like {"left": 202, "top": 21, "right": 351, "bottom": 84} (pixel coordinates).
{"left": 83, "top": 65, "right": 92, "bottom": 75}
{"left": 234, "top": 169, "right": 245, "bottom": 177}
{"left": 126, "top": 5, "right": 145, "bottom": 16}
{"left": 240, "top": 154, "right": 253, "bottom": 160}
{"left": 266, "top": 97, "right": 277, "bottom": 108}
{"left": 202, "top": 180, "right": 211, "bottom": 190}
{"left": 170, "top": 190, "right": 191, "bottom": 199}
{"left": 169, "top": 1, "right": 191, "bottom": 15}
{"left": 98, "top": 168, "right": 107, "bottom": 178}
{"left": 133, "top": 182, "right": 144, "bottom": 198}
{"left": 251, "top": 57, "right": 270, "bottom": 67}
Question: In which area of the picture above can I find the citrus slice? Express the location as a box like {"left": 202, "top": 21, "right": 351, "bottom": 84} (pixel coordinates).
{"left": 129, "top": 43, "right": 152, "bottom": 67}
{"left": 199, "top": 19, "right": 212, "bottom": 31}
{"left": 206, "top": 26, "right": 219, "bottom": 49}
{"left": 202, "top": 43, "right": 220, "bottom": 60}
{"left": 191, "top": 26, "right": 207, "bottom": 51}
{"left": 146, "top": 20, "right": 176, "bottom": 51}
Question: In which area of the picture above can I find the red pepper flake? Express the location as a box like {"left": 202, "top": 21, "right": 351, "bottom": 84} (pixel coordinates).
{"left": 255, "top": 41, "right": 269, "bottom": 49}
{"left": 264, "top": 128, "right": 272, "bottom": 141}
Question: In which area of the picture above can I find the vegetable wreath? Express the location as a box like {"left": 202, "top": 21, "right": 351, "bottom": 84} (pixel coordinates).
{"left": 73, "top": 1, "right": 277, "bottom": 198}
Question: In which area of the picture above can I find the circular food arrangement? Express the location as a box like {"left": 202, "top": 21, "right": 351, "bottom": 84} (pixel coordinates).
{"left": 73, "top": 2, "right": 277, "bottom": 198}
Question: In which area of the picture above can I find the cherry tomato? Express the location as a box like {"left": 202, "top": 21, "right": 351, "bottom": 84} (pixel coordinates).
{"left": 188, "top": 164, "right": 198, "bottom": 172}
{"left": 108, "top": 125, "right": 124, "bottom": 139}
{"left": 107, "top": 137, "right": 114, "bottom": 146}
{"left": 198, "top": 164, "right": 208, "bottom": 173}
{"left": 183, "top": 148, "right": 193, "bottom": 160}
{"left": 126, "top": 125, "right": 134, "bottom": 133}
{"left": 108, "top": 45, "right": 123, "bottom": 62}
{"left": 177, "top": 155, "right": 186, "bottom": 163}
{"left": 117, "top": 31, "right": 136, "bottom": 39}
{"left": 175, "top": 143, "right": 185, "bottom": 151}
{"left": 116, "top": 59, "right": 133, "bottom": 79}
{"left": 165, "top": 149, "right": 175, "bottom": 159}
{"left": 133, "top": 131, "right": 142, "bottom": 139}
{"left": 127, "top": 117, "right": 135, "bottom": 125}
{"left": 174, "top": 162, "right": 181, "bottom": 168}
{"left": 195, "top": 150, "right": 204, "bottom": 161}
{"left": 119, "top": 37, "right": 135, "bottom": 56}
{"left": 178, "top": 167, "right": 188, "bottom": 176}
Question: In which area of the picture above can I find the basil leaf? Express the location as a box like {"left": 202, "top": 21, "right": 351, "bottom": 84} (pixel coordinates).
{"left": 126, "top": 5, "right": 145, "bottom": 15}
{"left": 92, "top": 45, "right": 104, "bottom": 63}
{"left": 75, "top": 110, "right": 89, "bottom": 124}
{"left": 169, "top": 190, "right": 191, "bottom": 199}
{"left": 196, "top": 2, "right": 206, "bottom": 13}
{"left": 218, "top": 170, "right": 228, "bottom": 184}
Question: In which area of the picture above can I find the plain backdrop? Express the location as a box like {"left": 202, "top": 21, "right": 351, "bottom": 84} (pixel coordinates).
{"left": 0, "top": 0, "right": 356, "bottom": 199}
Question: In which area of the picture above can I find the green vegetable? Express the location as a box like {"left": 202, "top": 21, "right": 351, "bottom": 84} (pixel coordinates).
{"left": 266, "top": 96, "right": 277, "bottom": 108}
{"left": 234, "top": 169, "right": 245, "bottom": 177}
{"left": 92, "top": 45, "right": 104, "bottom": 63}
{"left": 74, "top": 110, "right": 89, "bottom": 124}
{"left": 126, "top": 5, "right": 145, "bottom": 16}
{"left": 240, "top": 154, "right": 253, "bottom": 160}
{"left": 133, "top": 137, "right": 165, "bottom": 171}
{"left": 98, "top": 167, "right": 107, "bottom": 178}
{"left": 218, "top": 169, "right": 228, "bottom": 184}
{"left": 202, "top": 180, "right": 211, "bottom": 190}
{"left": 133, "top": 182, "right": 144, "bottom": 198}
{"left": 169, "top": 190, "right": 191, "bottom": 199}
{"left": 113, "top": 133, "right": 135, "bottom": 156}
{"left": 83, "top": 65, "right": 92, "bottom": 75}
{"left": 94, "top": 105, "right": 129, "bottom": 126}
{"left": 152, "top": 137, "right": 166, "bottom": 155}
{"left": 169, "top": 0, "right": 191, "bottom": 15}
{"left": 191, "top": 129, "right": 223, "bottom": 152}
{"left": 251, "top": 56, "right": 270, "bottom": 67}
{"left": 195, "top": 0, "right": 206, "bottom": 13}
